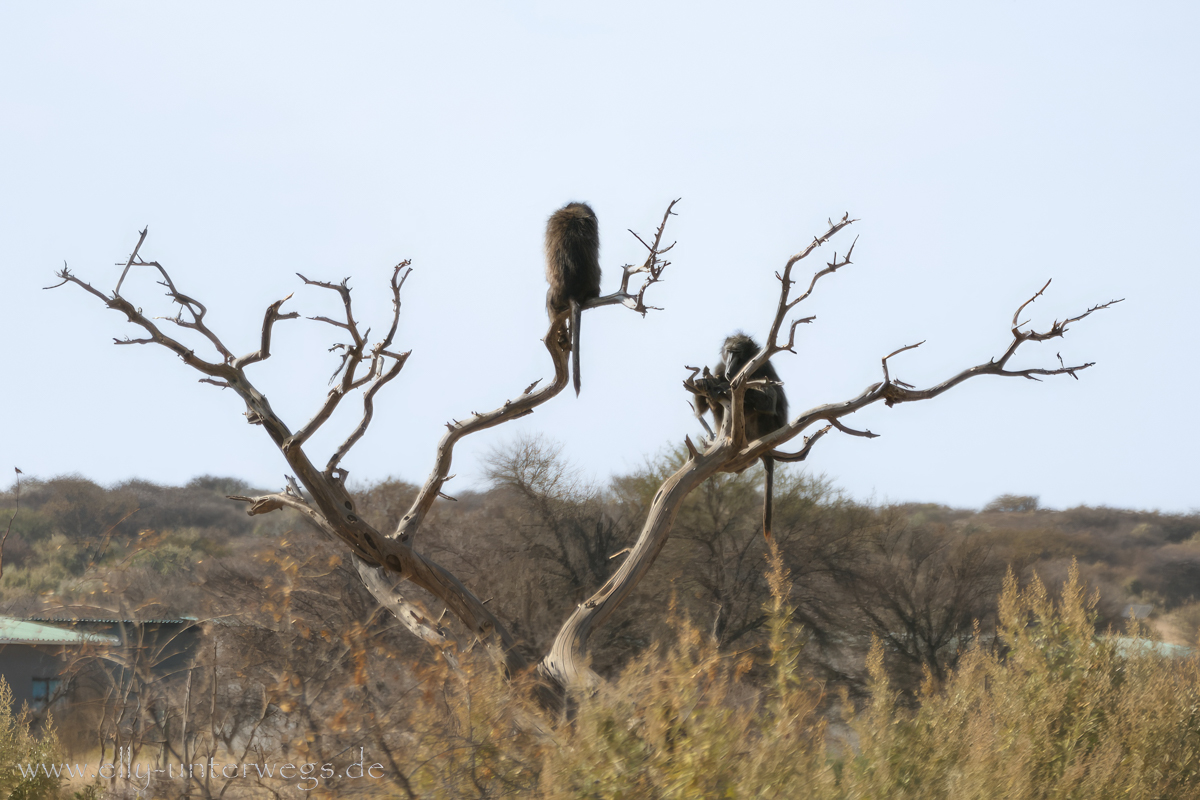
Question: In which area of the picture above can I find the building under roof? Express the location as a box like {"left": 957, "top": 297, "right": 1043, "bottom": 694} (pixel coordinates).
{"left": 0, "top": 616, "right": 123, "bottom": 715}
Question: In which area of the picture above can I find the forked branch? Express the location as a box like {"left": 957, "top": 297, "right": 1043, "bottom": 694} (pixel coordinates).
{"left": 233, "top": 294, "right": 300, "bottom": 369}
{"left": 391, "top": 200, "right": 680, "bottom": 545}
{"left": 726, "top": 281, "right": 1122, "bottom": 470}
{"left": 585, "top": 198, "right": 680, "bottom": 314}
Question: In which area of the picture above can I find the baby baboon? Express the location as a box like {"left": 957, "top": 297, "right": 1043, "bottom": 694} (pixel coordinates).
{"left": 694, "top": 333, "right": 788, "bottom": 540}
{"left": 544, "top": 202, "right": 602, "bottom": 396}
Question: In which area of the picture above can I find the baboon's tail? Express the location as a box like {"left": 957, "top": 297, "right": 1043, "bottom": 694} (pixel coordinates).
{"left": 762, "top": 456, "right": 775, "bottom": 542}
{"left": 570, "top": 299, "right": 583, "bottom": 396}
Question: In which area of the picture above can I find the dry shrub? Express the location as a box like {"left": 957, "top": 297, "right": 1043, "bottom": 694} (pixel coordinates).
{"left": 1167, "top": 601, "right": 1200, "bottom": 647}
{"left": 541, "top": 547, "right": 832, "bottom": 799}
{"left": 395, "top": 558, "right": 1200, "bottom": 799}
{"left": 840, "top": 563, "right": 1200, "bottom": 798}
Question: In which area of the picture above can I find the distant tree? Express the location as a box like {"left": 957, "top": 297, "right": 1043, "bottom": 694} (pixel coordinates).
{"left": 984, "top": 494, "right": 1040, "bottom": 513}
{"left": 51, "top": 209, "right": 1118, "bottom": 707}
{"left": 1142, "top": 545, "right": 1200, "bottom": 608}
{"left": 484, "top": 435, "right": 631, "bottom": 599}
{"left": 838, "top": 512, "right": 1005, "bottom": 683}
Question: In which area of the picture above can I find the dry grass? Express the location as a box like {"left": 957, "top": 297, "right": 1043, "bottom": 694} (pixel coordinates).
{"left": 393, "top": 557, "right": 1200, "bottom": 799}
{"left": 18, "top": 555, "right": 1200, "bottom": 798}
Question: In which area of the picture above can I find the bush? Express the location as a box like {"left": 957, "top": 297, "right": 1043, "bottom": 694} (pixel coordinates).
{"left": 842, "top": 563, "right": 1200, "bottom": 798}
{"left": 398, "top": 558, "right": 1200, "bottom": 799}
{"left": 1168, "top": 601, "right": 1200, "bottom": 647}
{"left": 0, "top": 678, "right": 63, "bottom": 800}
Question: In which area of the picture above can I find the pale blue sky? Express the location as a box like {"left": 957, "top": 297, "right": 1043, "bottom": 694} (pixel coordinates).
{"left": 1, "top": 3, "right": 1196, "bottom": 511}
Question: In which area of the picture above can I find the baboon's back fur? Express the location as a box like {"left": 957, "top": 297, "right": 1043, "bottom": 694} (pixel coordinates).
{"left": 545, "top": 202, "right": 601, "bottom": 395}
{"left": 544, "top": 202, "right": 601, "bottom": 314}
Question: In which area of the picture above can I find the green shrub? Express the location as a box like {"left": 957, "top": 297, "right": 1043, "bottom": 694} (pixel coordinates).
{"left": 0, "top": 678, "right": 63, "bottom": 800}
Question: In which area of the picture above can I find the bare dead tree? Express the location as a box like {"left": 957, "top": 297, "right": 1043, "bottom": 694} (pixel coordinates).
{"left": 50, "top": 205, "right": 1118, "bottom": 705}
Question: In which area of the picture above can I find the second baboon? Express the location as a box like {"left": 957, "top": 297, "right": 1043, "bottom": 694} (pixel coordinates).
{"left": 544, "top": 202, "right": 602, "bottom": 396}
{"left": 694, "top": 333, "right": 788, "bottom": 540}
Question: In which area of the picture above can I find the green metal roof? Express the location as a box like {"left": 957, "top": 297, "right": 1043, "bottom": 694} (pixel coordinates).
{"left": 1110, "top": 636, "right": 1195, "bottom": 659}
{"left": 23, "top": 616, "right": 195, "bottom": 625}
{"left": 0, "top": 616, "right": 120, "bottom": 645}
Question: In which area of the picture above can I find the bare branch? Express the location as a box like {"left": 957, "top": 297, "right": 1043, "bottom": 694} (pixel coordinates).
{"left": 296, "top": 274, "right": 362, "bottom": 346}
{"left": 286, "top": 343, "right": 366, "bottom": 450}
{"left": 784, "top": 233, "right": 859, "bottom": 312}
{"left": 287, "top": 268, "right": 415, "bottom": 452}
{"left": 780, "top": 315, "right": 817, "bottom": 354}
{"left": 829, "top": 417, "right": 879, "bottom": 439}
{"left": 765, "top": 221, "right": 857, "bottom": 356}
{"left": 734, "top": 281, "right": 1118, "bottom": 468}
{"left": 1022, "top": 297, "right": 1124, "bottom": 342}
{"left": 233, "top": 294, "right": 299, "bottom": 369}
{"left": 307, "top": 315, "right": 353, "bottom": 332}
{"left": 690, "top": 215, "right": 859, "bottom": 463}
{"left": 114, "top": 226, "right": 149, "bottom": 296}
{"left": 716, "top": 215, "right": 858, "bottom": 423}
{"left": 1012, "top": 278, "right": 1053, "bottom": 330}
{"left": 49, "top": 257, "right": 229, "bottom": 379}
{"left": 285, "top": 474, "right": 305, "bottom": 499}
{"left": 769, "top": 424, "right": 833, "bottom": 462}
{"left": 356, "top": 559, "right": 460, "bottom": 666}
{"left": 585, "top": 198, "right": 680, "bottom": 315}
{"left": 325, "top": 350, "right": 412, "bottom": 474}
{"left": 882, "top": 341, "right": 925, "bottom": 384}
{"left": 379, "top": 261, "right": 413, "bottom": 351}
{"left": 152, "top": 284, "right": 236, "bottom": 363}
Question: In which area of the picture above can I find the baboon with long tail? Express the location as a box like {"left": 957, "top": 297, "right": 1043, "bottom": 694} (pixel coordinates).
{"left": 694, "top": 333, "right": 788, "bottom": 540}
{"left": 544, "top": 202, "right": 601, "bottom": 396}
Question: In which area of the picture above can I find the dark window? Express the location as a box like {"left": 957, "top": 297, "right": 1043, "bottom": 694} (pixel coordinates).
{"left": 31, "top": 678, "right": 61, "bottom": 709}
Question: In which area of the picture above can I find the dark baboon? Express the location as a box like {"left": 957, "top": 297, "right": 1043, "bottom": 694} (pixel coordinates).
{"left": 694, "top": 333, "right": 788, "bottom": 540}
{"left": 545, "top": 202, "right": 602, "bottom": 396}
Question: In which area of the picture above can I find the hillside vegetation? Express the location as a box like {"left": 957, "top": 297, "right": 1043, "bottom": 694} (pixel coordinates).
{"left": 1, "top": 443, "right": 1197, "bottom": 797}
